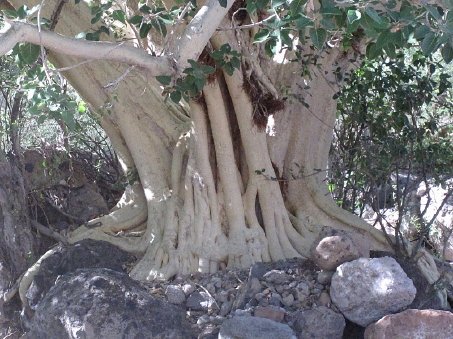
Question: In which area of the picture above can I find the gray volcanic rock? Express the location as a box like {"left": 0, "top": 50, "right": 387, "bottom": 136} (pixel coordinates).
{"left": 25, "top": 239, "right": 135, "bottom": 309}
{"left": 218, "top": 315, "right": 296, "bottom": 339}
{"left": 23, "top": 268, "right": 196, "bottom": 339}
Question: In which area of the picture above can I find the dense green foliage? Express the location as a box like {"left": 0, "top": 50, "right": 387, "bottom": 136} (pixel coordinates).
{"left": 329, "top": 52, "right": 453, "bottom": 256}
{"left": 330, "top": 53, "right": 453, "bottom": 213}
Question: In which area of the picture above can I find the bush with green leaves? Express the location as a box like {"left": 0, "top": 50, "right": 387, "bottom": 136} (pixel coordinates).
{"left": 329, "top": 52, "right": 453, "bottom": 256}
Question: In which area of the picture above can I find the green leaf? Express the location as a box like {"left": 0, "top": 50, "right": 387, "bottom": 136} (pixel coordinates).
{"left": 264, "top": 38, "right": 277, "bottom": 57}
{"left": 201, "top": 65, "right": 215, "bottom": 74}
{"left": 219, "top": 0, "right": 227, "bottom": 7}
{"left": 91, "top": 12, "right": 102, "bottom": 24}
{"left": 224, "top": 63, "right": 234, "bottom": 76}
{"left": 170, "top": 91, "right": 182, "bottom": 103}
{"left": 230, "top": 57, "right": 241, "bottom": 69}
{"left": 365, "top": 7, "right": 383, "bottom": 24}
{"left": 61, "top": 111, "right": 76, "bottom": 131}
{"left": 18, "top": 43, "right": 40, "bottom": 65}
{"left": 194, "top": 77, "right": 205, "bottom": 92}
{"left": 347, "top": 10, "right": 361, "bottom": 24}
{"left": 376, "top": 29, "right": 393, "bottom": 49}
{"left": 17, "top": 5, "right": 28, "bottom": 19}
{"left": 221, "top": 44, "right": 231, "bottom": 53}
{"left": 112, "top": 10, "right": 126, "bottom": 24}
{"left": 86, "top": 31, "right": 100, "bottom": 41}
{"left": 2, "top": 9, "right": 18, "bottom": 18}
{"left": 346, "top": 18, "right": 361, "bottom": 34}
{"left": 254, "top": 29, "right": 271, "bottom": 43}
{"left": 280, "top": 29, "right": 293, "bottom": 47}
{"left": 139, "top": 5, "right": 152, "bottom": 14}
{"left": 29, "top": 105, "right": 41, "bottom": 115}
{"left": 421, "top": 32, "right": 438, "bottom": 55}
{"left": 99, "top": 26, "right": 110, "bottom": 35}
{"left": 272, "top": 0, "right": 286, "bottom": 8}
{"left": 424, "top": 4, "right": 441, "bottom": 20}
{"left": 383, "top": 43, "right": 396, "bottom": 59}
{"left": 320, "top": 17, "right": 338, "bottom": 30}
{"left": 310, "top": 28, "right": 327, "bottom": 50}
{"left": 413, "top": 25, "right": 431, "bottom": 39}
{"left": 158, "top": 13, "right": 175, "bottom": 25}
{"left": 139, "top": 23, "right": 152, "bottom": 38}
{"left": 156, "top": 76, "right": 171, "bottom": 85}
{"left": 320, "top": 7, "right": 342, "bottom": 16}
{"left": 129, "top": 15, "right": 143, "bottom": 25}
{"left": 442, "top": 43, "right": 453, "bottom": 63}
{"left": 366, "top": 43, "right": 383, "bottom": 59}
{"left": 290, "top": 0, "right": 307, "bottom": 13}
{"left": 295, "top": 16, "right": 312, "bottom": 29}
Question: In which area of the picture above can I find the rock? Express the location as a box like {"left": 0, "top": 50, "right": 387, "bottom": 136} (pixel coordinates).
{"left": 23, "top": 268, "right": 196, "bottom": 339}
{"left": 249, "top": 262, "right": 268, "bottom": 279}
{"left": 268, "top": 293, "right": 283, "bottom": 306}
{"left": 371, "top": 250, "right": 445, "bottom": 310}
{"left": 317, "top": 226, "right": 372, "bottom": 258}
{"left": 186, "top": 291, "right": 216, "bottom": 311}
{"left": 218, "top": 316, "right": 296, "bottom": 339}
{"left": 182, "top": 283, "right": 196, "bottom": 295}
{"left": 310, "top": 233, "right": 361, "bottom": 271}
{"left": 219, "top": 301, "right": 232, "bottom": 316}
{"left": 67, "top": 185, "right": 109, "bottom": 222}
{"left": 293, "top": 282, "right": 310, "bottom": 302}
{"left": 364, "top": 309, "right": 453, "bottom": 339}
{"left": 330, "top": 257, "right": 417, "bottom": 327}
{"left": 318, "top": 291, "right": 331, "bottom": 306}
{"left": 282, "top": 293, "right": 295, "bottom": 307}
{"left": 263, "top": 270, "right": 290, "bottom": 284}
{"left": 316, "top": 270, "right": 335, "bottom": 285}
{"left": 232, "top": 275, "right": 264, "bottom": 311}
{"left": 293, "top": 306, "right": 345, "bottom": 339}
{"left": 254, "top": 306, "right": 285, "bottom": 322}
{"left": 166, "top": 285, "right": 186, "bottom": 305}
{"left": 25, "top": 239, "right": 135, "bottom": 309}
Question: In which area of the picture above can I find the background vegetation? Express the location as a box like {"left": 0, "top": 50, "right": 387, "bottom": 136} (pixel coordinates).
{"left": 329, "top": 51, "right": 453, "bottom": 259}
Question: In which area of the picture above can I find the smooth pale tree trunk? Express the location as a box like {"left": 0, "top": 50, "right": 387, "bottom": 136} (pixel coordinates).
{"left": 4, "top": 0, "right": 443, "bottom": 307}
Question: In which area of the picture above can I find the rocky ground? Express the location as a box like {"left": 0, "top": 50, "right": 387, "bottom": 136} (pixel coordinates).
{"left": 140, "top": 257, "right": 360, "bottom": 339}
{"left": 22, "top": 239, "right": 453, "bottom": 339}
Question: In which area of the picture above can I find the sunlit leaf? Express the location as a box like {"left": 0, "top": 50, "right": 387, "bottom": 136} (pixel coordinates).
{"left": 347, "top": 10, "right": 361, "bottom": 24}
{"left": 112, "top": 10, "right": 126, "bottom": 24}
{"left": 254, "top": 29, "right": 270, "bottom": 43}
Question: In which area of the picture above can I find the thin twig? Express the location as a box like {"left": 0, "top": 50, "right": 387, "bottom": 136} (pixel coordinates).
{"left": 216, "top": 14, "right": 277, "bottom": 31}
{"left": 103, "top": 65, "right": 136, "bottom": 89}
{"left": 57, "top": 59, "right": 95, "bottom": 72}
{"left": 31, "top": 219, "right": 69, "bottom": 245}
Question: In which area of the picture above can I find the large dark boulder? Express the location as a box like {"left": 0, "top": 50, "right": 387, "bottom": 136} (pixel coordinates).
{"left": 26, "top": 239, "right": 135, "bottom": 309}
{"left": 24, "top": 268, "right": 197, "bottom": 339}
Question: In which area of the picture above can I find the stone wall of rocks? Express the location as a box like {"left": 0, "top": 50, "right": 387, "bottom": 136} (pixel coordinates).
{"left": 21, "top": 232, "right": 453, "bottom": 339}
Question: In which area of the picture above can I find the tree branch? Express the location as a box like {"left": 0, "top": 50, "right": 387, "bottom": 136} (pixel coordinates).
{"left": 0, "top": 20, "right": 174, "bottom": 76}
{"left": 172, "top": 0, "right": 235, "bottom": 71}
